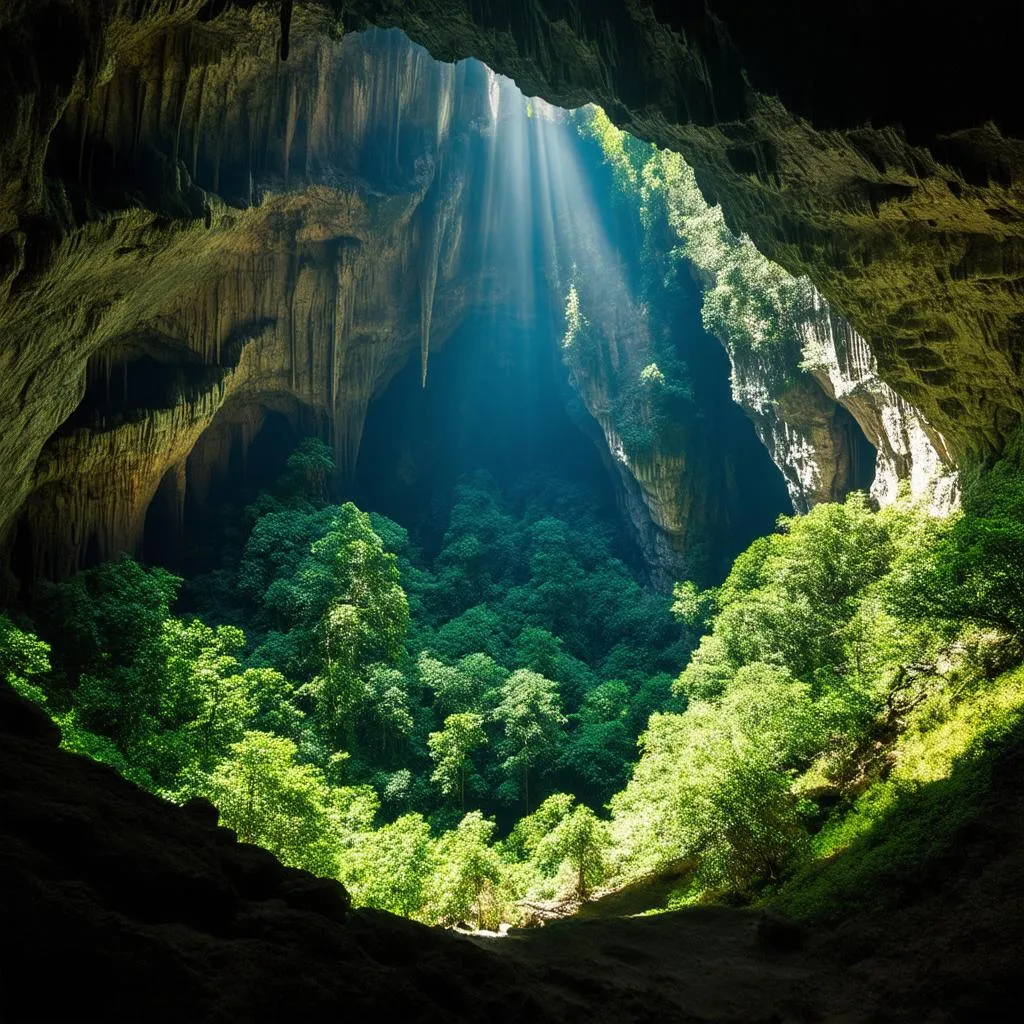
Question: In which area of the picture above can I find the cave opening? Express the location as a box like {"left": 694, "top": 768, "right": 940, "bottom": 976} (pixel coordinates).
{"left": 9, "top": 14, "right": 1014, "bottom": 1014}
{"left": 351, "top": 305, "right": 626, "bottom": 564}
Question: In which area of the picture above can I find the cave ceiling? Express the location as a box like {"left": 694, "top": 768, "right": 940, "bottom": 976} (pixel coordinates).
{"left": 1, "top": 0, "right": 1022, "bottom": 577}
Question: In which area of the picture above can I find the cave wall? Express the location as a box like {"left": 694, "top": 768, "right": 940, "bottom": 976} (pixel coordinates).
{"left": 2, "top": 0, "right": 1006, "bottom": 589}
{"left": 4, "top": 17, "right": 496, "bottom": 580}
{"left": 718, "top": 285, "right": 957, "bottom": 515}
{"left": 344, "top": 0, "right": 1024, "bottom": 466}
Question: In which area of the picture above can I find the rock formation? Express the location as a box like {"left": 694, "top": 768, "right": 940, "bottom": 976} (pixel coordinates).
{"left": 3, "top": 20, "right": 496, "bottom": 581}
{"left": 797, "top": 289, "right": 960, "bottom": 513}
{"left": 3, "top": 0, "right": 1019, "bottom": 588}
{"left": 721, "top": 286, "right": 958, "bottom": 514}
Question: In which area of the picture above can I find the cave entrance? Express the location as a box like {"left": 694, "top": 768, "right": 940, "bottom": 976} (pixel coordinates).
{"left": 352, "top": 306, "right": 626, "bottom": 563}
{"left": 848, "top": 415, "right": 878, "bottom": 495}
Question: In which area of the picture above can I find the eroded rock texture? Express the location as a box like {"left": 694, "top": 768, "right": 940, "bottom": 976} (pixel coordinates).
{"left": 722, "top": 288, "right": 957, "bottom": 515}
{"left": 3, "top": 15, "right": 496, "bottom": 579}
{"left": 3, "top": 0, "right": 1017, "bottom": 588}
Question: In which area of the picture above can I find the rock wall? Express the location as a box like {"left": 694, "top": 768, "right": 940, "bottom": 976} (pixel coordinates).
{"left": 0, "top": 18, "right": 790, "bottom": 591}
{"left": 721, "top": 287, "right": 958, "bottom": 515}
{"left": 1, "top": 1, "right": 1000, "bottom": 589}
{"left": 798, "top": 290, "right": 960, "bottom": 513}
{"left": 3, "top": 20, "right": 495, "bottom": 580}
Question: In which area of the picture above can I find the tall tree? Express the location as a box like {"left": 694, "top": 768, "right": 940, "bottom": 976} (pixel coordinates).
{"left": 428, "top": 713, "right": 487, "bottom": 811}
{"left": 535, "top": 802, "right": 611, "bottom": 900}
{"left": 494, "top": 669, "right": 565, "bottom": 812}
{"left": 203, "top": 730, "right": 339, "bottom": 876}
{"left": 427, "top": 812, "right": 503, "bottom": 929}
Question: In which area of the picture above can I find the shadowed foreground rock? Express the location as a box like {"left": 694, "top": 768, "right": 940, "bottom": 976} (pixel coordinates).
{"left": 2, "top": 682, "right": 1023, "bottom": 1023}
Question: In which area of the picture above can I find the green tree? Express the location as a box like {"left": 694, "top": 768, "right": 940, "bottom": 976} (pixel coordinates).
{"left": 427, "top": 812, "right": 503, "bottom": 928}
{"left": 158, "top": 619, "right": 254, "bottom": 779}
{"left": 241, "top": 502, "right": 408, "bottom": 688}
{"left": 276, "top": 437, "right": 335, "bottom": 504}
{"left": 39, "top": 557, "right": 180, "bottom": 750}
{"left": 430, "top": 605, "right": 506, "bottom": 663}
{"left": 203, "top": 730, "right": 339, "bottom": 876}
{"left": 894, "top": 439, "right": 1024, "bottom": 636}
{"left": 418, "top": 652, "right": 485, "bottom": 716}
{"left": 494, "top": 669, "right": 566, "bottom": 811}
{"left": 344, "top": 813, "right": 436, "bottom": 917}
{"left": 503, "top": 792, "right": 576, "bottom": 862}
{"left": 363, "top": 664, "right": 413, "bottom": 756}
{"left": 0, "top": 614, "right": 50, "bottom": 705}
{"left": 535, "top": 802, "right": 611, "bottom": 900}
{"left": 428, "top": 713, "right": 487, "bottom": 810}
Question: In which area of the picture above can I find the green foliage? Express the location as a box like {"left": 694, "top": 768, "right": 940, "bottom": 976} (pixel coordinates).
{"left": 779, "top": 666, "right": 1024, "bottom": 923}
{"left": 894, "top": 438, "right": 1024, "bottom": 636}
{"left": 0, "top": 613, "right": 51, "bottom": 705}
{"left": 494, "top": 668, "right": 566, "bottom": 811}
{"left": 503, "top": 792, "right": 576, "bottom": 862}
{"left": 428, "top": 712, "right": 487, "bottom": 810}
{"left": 14, "top": 447, "right": 687, "bottom": 928}
{"left": 238, "top": 498, "right": 409, "bottom": 753}
{"left": 670, "top": 580, "right": 716, "bottom": 630}
{"left": 203, "top": 730, "right": 340, "bottom": 876}
{"left": 37, "top": 556, "right": 181, "bottom": 750}
{"left": 19, "top": 435, "right": 1024, "bottom": 933}
{"left": 277, "top": 437, "right": 335, "bottom": 504}
{"left": 427, "top": 812, "right": 503, "bottom": 928}
{"left": 343, "top": 813, "right": 435, "bottom": 917}
{"left": 48, "top": 439, "right": 1024, "bottom": 928}
{"left": 577, "top": 106, "right": 817, "bottom": 397}
{"left": 534, "top": 802, "right": 611, "bottom": 899}
{"left": 613, "top": 491, "right": 974, "bottom": 898}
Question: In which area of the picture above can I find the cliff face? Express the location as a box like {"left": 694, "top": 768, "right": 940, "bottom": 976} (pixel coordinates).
{"left": 722, "top": 288, "right": 957, "bottom": 516}
{"left": 798, "top": 291, "right": 960, "bottom": 513}
{"left": 350, "top": 0, "right": 1024, "bottom": 466}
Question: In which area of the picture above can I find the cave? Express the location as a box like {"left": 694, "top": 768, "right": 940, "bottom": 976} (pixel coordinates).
{"left": 2, "top": 3, "right": 1023, "bottom": 1022}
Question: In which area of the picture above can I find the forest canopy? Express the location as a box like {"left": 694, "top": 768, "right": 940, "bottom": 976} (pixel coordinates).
{"left": 5, "top": 440, "right": 686, "bottom": 924}
{"left": 7, "top": 431, "right": 1024, "bottom": 926}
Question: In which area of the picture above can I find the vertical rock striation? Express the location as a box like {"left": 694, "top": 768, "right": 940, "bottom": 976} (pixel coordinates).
{"left": 0, "top": 5, "right": 983, "bottom": 590}
{"left": 712, "top": 283, "right": 957, "bottom": 516}
{"left": 798, "top": 290, "right": 959, "bottom": 513}
{"left": 5, "top": 24, "right": 493, "bottom": 580}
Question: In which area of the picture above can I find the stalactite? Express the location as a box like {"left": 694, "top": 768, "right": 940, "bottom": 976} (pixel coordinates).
{"left": 279, "top": 0, "right": 293, "bottom": 62}
{"left": 4, "top": 27, "right": 559, "bottom": 574}
{"left": 284, "top": 78, "right": 298, "bottom": 184}
{"left": 173, "top": 61, "right": 190, "bottom": 172}
{"left": 191, "top": 63, "right": 207, "bottom": 182}
{"left": 133, "top": 77, "right": 147, "bottom": 170}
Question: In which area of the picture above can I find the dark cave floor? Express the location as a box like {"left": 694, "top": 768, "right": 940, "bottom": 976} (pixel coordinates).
{"left": 1, "top": 682, "right": 1021, "bottom": 1024}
